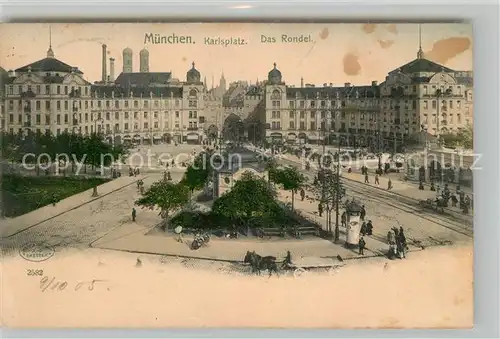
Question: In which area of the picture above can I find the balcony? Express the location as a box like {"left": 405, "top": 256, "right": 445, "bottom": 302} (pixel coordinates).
{"left": 187, "top": 127, "right": 199, "bottom": 131}
{"left": 269, "top": 126, "right": 282, "bottom": 131}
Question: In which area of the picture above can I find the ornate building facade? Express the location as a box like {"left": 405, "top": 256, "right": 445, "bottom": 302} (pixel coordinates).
{"left": 264, "top": 52, "right": 473, "bottom": 150}
{"left": 2, "top": 42, "right": 220, "bottom": 145}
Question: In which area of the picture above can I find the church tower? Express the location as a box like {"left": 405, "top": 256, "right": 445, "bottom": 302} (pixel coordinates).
{"left": 417, "top": 24, "right": 425, "bottom": 59}
{"left": 140, "top": 48, "right": 149, "bottom": 73}
{"left": 122, "top": 47, "right": 133, "bottom": 73}
{"left": 219, "top": 71, "right": 226, "bottom": 92}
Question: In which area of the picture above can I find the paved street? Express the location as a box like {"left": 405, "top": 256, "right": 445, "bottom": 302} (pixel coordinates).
{"left": 0, "top": 143, "right": 198, "bottom": 258}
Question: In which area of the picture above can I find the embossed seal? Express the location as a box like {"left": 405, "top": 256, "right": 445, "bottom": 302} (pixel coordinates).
{"left": 19, "top": 243, "right": 55, "bottom": 262}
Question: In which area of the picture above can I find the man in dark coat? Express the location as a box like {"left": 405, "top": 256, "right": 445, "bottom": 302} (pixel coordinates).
{"left": 360, "top": 205, "right": 366, "bottom": 220}
{"left": 132, "top": 207, "right": 137, "bottom": 222}
{"left": 358, "top": 236, "right": 366, "bottom": 255}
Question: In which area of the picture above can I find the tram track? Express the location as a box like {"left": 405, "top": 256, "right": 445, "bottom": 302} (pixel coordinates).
{"left": 278, "top": 158, "right": 473, "bottom": 238}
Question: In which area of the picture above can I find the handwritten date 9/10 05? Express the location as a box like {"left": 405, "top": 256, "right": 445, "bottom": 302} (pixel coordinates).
{"left": 39, "top": 276, "right": 108, "bottom": 292}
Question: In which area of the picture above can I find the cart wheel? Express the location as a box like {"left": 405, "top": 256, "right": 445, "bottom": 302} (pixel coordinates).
{"left": 294, "top": 267, "right": 307, "bottom": 278}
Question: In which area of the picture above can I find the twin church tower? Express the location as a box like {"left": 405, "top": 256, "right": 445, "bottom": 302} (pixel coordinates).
{"left": 100, "top": 45, "right": 150, "bottom": 82}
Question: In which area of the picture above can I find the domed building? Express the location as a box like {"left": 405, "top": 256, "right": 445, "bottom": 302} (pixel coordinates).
{"left": 139, "top": 48, "right": 149, "bottom": 73}
{"left": 122, "top": 47, "right": 133, "bottom": 73}
{"left": 267, "top": 62, "right": 282, "bottom": 85}
{"left": 186, "top": 62, "right": 201, "bottom": 84}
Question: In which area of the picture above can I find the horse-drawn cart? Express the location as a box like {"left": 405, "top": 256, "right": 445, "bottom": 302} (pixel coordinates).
{"left": 284, "top": 256, "right": 345, "bottom": 277}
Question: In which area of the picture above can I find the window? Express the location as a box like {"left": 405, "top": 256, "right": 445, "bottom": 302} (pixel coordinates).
{"left": 57, "top": 86, "right": 61, "bottom": 94}
{"left": 106, "top": 112, "right": 110, "bottom": 120}
{"left": 144, "top": 112, "right": 148, "bottom": 119}
{"left": 46, "top": 115, "right": 50, "bottom": 124}
{"left": 144, "top": 122, "right": 148, "bottom": 129}
{"left": 449, "top": 100, "right": 453, "bottom": 109}
{"left": 423, "top": 86, "right": 428, "bottom": 95}
{"left": 300, "top": 101, "right": 305, "bottom": 108}
{"left": 289, "top": 111, "right": 294, "bottom": 118}
{"left": 134, "top": 100, "right": 138, "bottom": 108}
{"left": 57, "top": 115, "right": 61, "bottom": 124}
{"left": 300, "top": 121, "right": 305, "bottom": 130}
{"left": 271, "top": 89, "right": 281, "bottom": 100}
{"left": 144, "top": 101, "right": 148, "bottom": 108}
{"left": 64, "top": 114, "right": 68, "bottom": 123}
{"left": 64, "top": 101, "right": 68, "bottom": 110}
{"left": 310, "top": 111, "right": 315, "bottom": 119}
{"left": 423, "top": 100, "right": 428, "bottom": 109}
{"left": 115, "top": 112, "right": 119, "bottom": 119}
{"left": 310, "top": 122, "right": 316, "bottom": 130}
{"left": 125, "top": 112, "right": 129, "bottom": 119}
{"left": 134, "top": 112, "right": 138, "bottom": 119}
{"left": 124, "top": 101, "right": 129, "bottom": 108}
{"left": 124, "top": 123, "right": 129, "bottom": 130}
{"left": 300, "top": 111, "right": 305, "bottom": 119}
{"left": 45, "top": 85, "right": 50, "bottom": 94}
{"left": 289, "top": 121, "right": 295, "bottom": 129}
{"left": 457, "top": 101, "right": 461, "bottom": 108}
{"left": 432, "top": 101, "right": 437, "bottom": 109}
{"left": 289, "top": 101, "right": 295, "bottom": 107}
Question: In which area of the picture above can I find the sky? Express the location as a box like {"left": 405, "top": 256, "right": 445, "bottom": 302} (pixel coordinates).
{"left": 0, "top": 23, "right": 472, "bottom": 87}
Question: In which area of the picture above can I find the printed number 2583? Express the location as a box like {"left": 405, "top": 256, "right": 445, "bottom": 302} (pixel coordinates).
{"left": 27, "top": 269, "right": 44, "bottom": 276}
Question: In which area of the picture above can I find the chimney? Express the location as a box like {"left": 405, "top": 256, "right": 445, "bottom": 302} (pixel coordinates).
{"left": 323, "top": 83, "right": 327, "bottom": 87}
{"left": 109, "top": 57, "right": 115, "bottom": 82}
{"left": 344, "top": 82, "right": 351, "bottom": 87}
{"left": 329, "top": 83, "right": 333, "bottom": 87}
{"left": 300, "top": 77, "right": 304, "bottom": 87}
{"left": 371, "top": 81, "right": 378, "bottom": 86}
{"left": 102, "top": 44, "right": 107, "bottom": 82}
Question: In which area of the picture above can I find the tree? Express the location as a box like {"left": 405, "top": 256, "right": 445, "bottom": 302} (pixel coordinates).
{"left": 135, "top": 180, "right": 189, "bottom": 231}
{"left": 212, "top": 172, "right": 279, "bottom": 231}
{"left": 272, "top": 166, "right": 306, "bottom": 210}
{"left": 456, "top": 124, "right": 473, "bottom": 149}
{"left": 309, "top": 167, "right": 346, "bottom": 240}
{"left": 181, "top": 149, "right": 214, "bottom": 194}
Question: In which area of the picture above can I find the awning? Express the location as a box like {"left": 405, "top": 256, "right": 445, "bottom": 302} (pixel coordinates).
{"left": 133, "top": 136, "right": 141, "bottom": 140}
{"left": 153, "top": 135, "right": 161, "bottom": 139}
{"left": 187, "top": 134, "right": 199, "bottom": 140}
{"left": 123, "top": 135, "right": 132, "bottom": 140}
{"left": 287, "top": 134, "right": 297, "bottom": 140}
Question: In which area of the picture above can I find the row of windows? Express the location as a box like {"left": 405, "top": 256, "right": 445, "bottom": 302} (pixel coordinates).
{"left": 6, "top": 99, "right": 197, "bottom": 110}
{"left": 8, "top": 113, "right": 205, "bottom": 125}
{"left": 8, "top": 84, "right": 89, "bottom": 96}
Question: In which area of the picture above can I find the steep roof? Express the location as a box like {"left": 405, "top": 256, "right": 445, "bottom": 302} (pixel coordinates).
{"left": 15, "top": 57, "right": 83, "bottom": 74}
{"left": 114, "top": 72, "right": 172, "bottom": 87}
{"left": 390, "top": 58, "right": 455, "bottom": 75}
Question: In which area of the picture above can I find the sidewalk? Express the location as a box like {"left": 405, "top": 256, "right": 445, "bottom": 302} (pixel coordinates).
{"left": 279, "top": 154, "right": 474, "bottom": 205}
{"left": 0, "top": 175, "right": 147, "bottom": 238}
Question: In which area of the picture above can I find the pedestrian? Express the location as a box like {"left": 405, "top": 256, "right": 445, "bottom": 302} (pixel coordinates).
{"left": 430, "top": 181, "right": 436, "bottom": 191}
{"left": 398, "top": 227, "right": 407, "bottom": 259}
{"left": 387, "top": 178, "right": 393, "bottom": 190}
{"left": 360, "top": 205, "right": 366, "bottom": 220}
{"left": 451, "top": 194, "right": 458, "bottom": 207}
{"left": 132, "top": 207, "right": 136, "bottom": 222}
{"left": 360, "top": 221, "right": 367, "bottom": 236}
{"left": 341, "top": 211, "right": 347, "bottom": 227}
{"left": 358, "top": 236, "right": 366, "bottom": 255}
{"left": 366, "top": 220, "right": 373, "bottom": 236}
{"left": 375, "top": 174, "right": 380, "bottom": 186}
{"left": 300, "top": 188, "right": 305, "bottom": 201}
{"left": 364, "top": 173, "right": 369, "bottom": 184}
{"left": 419, "top": 180, "right": 424, "bottom": 190}
{"left": 387, "top": 229, "right": 396, "bottom": 259}
{"left": 318, "top": 203, "right": 323, "bottom": 217}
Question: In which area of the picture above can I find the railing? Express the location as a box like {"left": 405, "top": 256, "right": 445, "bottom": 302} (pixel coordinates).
{"left": 187, "top": 127, "right": 199, "bottom": 131}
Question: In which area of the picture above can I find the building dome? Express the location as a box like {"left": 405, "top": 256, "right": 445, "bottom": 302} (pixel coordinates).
{"left": 186, "top": 62, "right": 201, "bottom": 83}
{"left": 268, "top": 62, "right": 282, "bottom": 84}
{"left": 123, "top": 47, "right": 133, "bottom": 55}
{"left": 140, "top": 48, "right": 149, "bottom": 56}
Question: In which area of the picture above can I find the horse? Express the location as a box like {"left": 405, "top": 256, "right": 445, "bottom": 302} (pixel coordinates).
{"left": 243, "top": 251, "right": 278, "bottom": 277}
